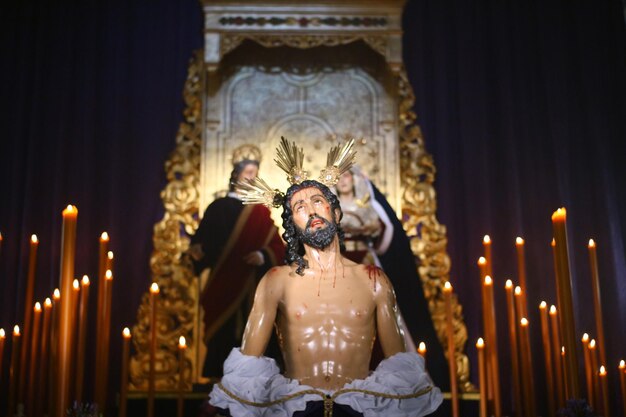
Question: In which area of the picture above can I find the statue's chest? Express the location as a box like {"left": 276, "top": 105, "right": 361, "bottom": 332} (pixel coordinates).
{"left": 280, "top": 276, "right": 375, "bottom": 325}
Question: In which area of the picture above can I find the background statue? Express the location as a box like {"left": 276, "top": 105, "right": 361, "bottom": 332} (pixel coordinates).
{"left": 189, "top": 144, "right": 285, "bottom": 377}
{"left": 334, "top": 167, "right": 448, "bottom": 391}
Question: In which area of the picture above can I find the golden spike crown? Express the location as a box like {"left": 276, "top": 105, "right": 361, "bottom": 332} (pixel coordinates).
{"left": 231, "top": 143, "right": 262, "bottom": 165}
{"left": 318, "top": 138, "right": 356, "bottom": 187}
{"left": 235, "top": 177, "right": 285, "bottom": 208}
{"left": 274, "top": 137, "right": 309, "bottom": 185}
{"left": 236, "top": 137, "right": 357, "bottom": 208}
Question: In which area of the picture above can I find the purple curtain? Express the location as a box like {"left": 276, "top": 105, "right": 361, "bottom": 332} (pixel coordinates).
{"left": 403, "top": 0, "right": 626, "bottom": 414}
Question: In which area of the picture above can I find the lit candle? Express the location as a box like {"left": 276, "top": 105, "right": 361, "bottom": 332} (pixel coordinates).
{"left": 0, "top": 328, "right": 5, "bottom": 385}
{"left": 587, "top": 239, "right": 606, "bottom": 367}
{"left": 148, "top": 283, "right": 160, "bottom": 417}
{"left": 514, "top": 286, "right": 524, "bottom": 327}
{"left": 483, "top": 276, "right": 501, "bottom": 416}
{"left": 19, "top": 234, "right": 39, "bottom": 407}
{"left": 75, "top": 276, "right": 90, "bottom": 402}
{"left": 49, "top": 289, "right": 60, "bottom": 415}
{"left": 106, "top": 250, "right": 114, "bottom": 272}
{"left": 476, "top": 338, "right": 487, "bottom": 417}
{"left": 56, "top": 204, "right": 78, "bottom": 417}
{"left": 36, "top": 298, "right": 52, "bottom": 417}
{"left": 95, "top": 231, "right": 109, "bottom": 405}
{"left": 443, "top": 282, "right": 459, "bottom": 417}
{"left": 483, "top": 235, "right": 493, "bottom": 277}
{"left": 519, "top": 318, "right": 536, "bottom": 417}
{"left": 599, "top": 366, "right": 610, "bottom": 417}
{"left": 504, "top": 280, "right": 523, "bottom": 416}
{"left": 551, "top": 208, "right": 580, "bottom": 398}
{"left": 177, "top": 336, "right": 187, "bottom": 417}
{"left": 589, "top": 340, "right": 601, "bottom": 413}
{"left": 95, "top": 269, "right": 114, "bottom": 411}
{"left": 617, "top": 359, "right": 626, "bottom": 417}
{"left": 515, "top": 237, "right": 528, "bottom": 317}
{"left": 561, "top": 347, "right": 570, "bottom": 401}
{"left": 477, "top": 257, "right": 492, "bottom": 411}
{"left": 27, "top": 302, "right": 42, "bottom": 415}
{"left": 581, "top": 334, "right": 594, "bottom": 408}
{"left": 549, "top": 305, "right": 565, "bottom": 407}
{"left": 8, "top": 325, "right": 21, "bottom": 417}
{"left": 539, "top": 302, "right": 555, "bottom": 417}
{"left": 119, "top": 328, "right": 131, "bottom": 417}
{"left": 417, "top": 342, "right": 427, "bottom": 364}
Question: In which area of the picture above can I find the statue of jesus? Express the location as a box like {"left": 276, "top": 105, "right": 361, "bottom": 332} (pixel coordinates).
{"left": 209, "top": 177, "right": 442, "bottom": 417}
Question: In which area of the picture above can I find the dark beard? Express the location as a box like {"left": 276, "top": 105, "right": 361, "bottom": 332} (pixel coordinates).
{"left": 295, "top": 215, "right": 337, "bottom": 250}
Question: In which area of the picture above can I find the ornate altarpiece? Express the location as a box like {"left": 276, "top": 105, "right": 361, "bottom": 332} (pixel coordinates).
{"left": 129, "top": 0, "right": 472, "bottom": 394}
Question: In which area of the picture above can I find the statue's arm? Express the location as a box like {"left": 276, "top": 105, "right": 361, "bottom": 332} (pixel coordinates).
{"left": 374, "top": 269, "right": 407, "bottom": 357}
{"left": 240, "top": 271, "right": 282, "bottom": 356}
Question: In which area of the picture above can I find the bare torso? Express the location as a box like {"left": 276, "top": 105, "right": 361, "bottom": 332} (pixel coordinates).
{"left": 276, "top": 260, "right": 380, "bottom": 390}
{"left": 240, "top": 187, "right": 405, "bottom": 391}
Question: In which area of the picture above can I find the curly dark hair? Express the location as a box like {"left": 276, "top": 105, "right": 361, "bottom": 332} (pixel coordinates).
{"left": 282, "top": 180, "right": 345, "bottom": 275}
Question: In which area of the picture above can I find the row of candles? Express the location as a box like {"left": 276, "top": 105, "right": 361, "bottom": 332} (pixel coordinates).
{"left": 0, "top": 207, "right": 117, "bottom": 416}
{"left": 117, "top": 315, "right": 189, "bottom": 417}
{"left": 439, "top": 208, "right": 626, "bottom": 417}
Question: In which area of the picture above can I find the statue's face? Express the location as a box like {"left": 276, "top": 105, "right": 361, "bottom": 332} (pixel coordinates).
{"left": 335, "top": 171, "right": 354, "bottom": 196}
{"left": 290, "top": 186, "right": 338, "bottom": 249}
{"left": 237, "top": 163, "right": 259, "bottom": 182}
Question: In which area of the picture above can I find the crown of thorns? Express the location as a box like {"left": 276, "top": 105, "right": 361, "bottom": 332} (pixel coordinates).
{"left": 236, "top": 136, "right": 356, "bottom": 208}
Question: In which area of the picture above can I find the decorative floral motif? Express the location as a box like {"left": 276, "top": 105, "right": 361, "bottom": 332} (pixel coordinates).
{"left": 219, "top": 16, "right": 387, "bottom": 28}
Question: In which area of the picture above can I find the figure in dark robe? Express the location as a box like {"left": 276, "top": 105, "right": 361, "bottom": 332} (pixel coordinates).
{"left": 190, "top": 146, "right": 285, "bottom": 377}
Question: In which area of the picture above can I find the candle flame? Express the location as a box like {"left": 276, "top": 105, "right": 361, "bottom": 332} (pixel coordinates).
{"left": 549, "top": 305, "right": 557, "bottom": 315}
{"left": 107, "top": 251, "right": 114, "bottom": 260}
{"left": 179, "top": 335, "right": 187, "bottom": 348}
{"left": 589, "top": 339, "right": 596, "bottom": 349}
{"left": 539, "top": 301, "right": 547, "bottom": 309}
{"left": 101, "top": 232, "right": 109, "bottom": 241}
{"left": 64, "top": 205, "right": 77, "bottom": 214}
{"left": 582, "top": 333, "right": 589, "bottom": 343}
{"left": 13, "top": 325, "right": 20, "bottom": 336}
{"left": 123, "top": 327, "right": 131, "bottom": 338}
{"left": 34, "top": 302, "right": 41, "bottom": 312}
{"left": 599, "top": 366, "right": 606, "bottom": 376}
{"left": 551, "top": 207, "right": 567, "bottom": 221}
{"left": 484, "top": 276, "right": 492, "bottom": 285}
{"left": 53, "top": 288, "right": 61, "bottom": 300}
{"left": 105, "top": 270, "right": 113, "bottom": 280}
{"left": 505, "top": 279, "right": 513, "bottom": 289}
{"left": 561, "top": 346, "right": 565, "bottom": 355}
{"left": 150, "top": 283, "right": 160, "bottom": 294}
{"left": 31, "top": 234, "right": 38, "bottom": 243}
{"left": 516, "top": 237, "right": 524, "bottom": 245}
{"left": 588, "top": 239, "right": 595, "bottom": 248}
{"left": 0, "top": 328, "right": 5, "bottom": 338}
{"left": 514, "top": 286, "right": 522, "bottom": 295}
{"left": 483, "top": 235, "right": 491, "bottom": 244}
{"left": 73, "top": 279, "right": 80, "bottom": 290}
{"left": 619, "top": 360, "right": 625, "bottom": 369}
{"left": 44, "top": 298, "right": 52, "bottom": 307}
{"left": 520, "top": 317, "right": 528, "bottom": 326}
{"left": 476, "top": 338, "right": 484, "bottom": 348}
{"left": 418, "top": 342, "right": 427, "bottom": 354}
{"left": 82, "top": 275, "right": 90, "bottom": 285}
{"left": 477, "top": 257, "right": 486, "bottom": 267}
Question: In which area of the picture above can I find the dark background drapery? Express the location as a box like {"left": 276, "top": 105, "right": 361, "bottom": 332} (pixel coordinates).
{"left": 1, "top": 1, "right": 624, "bottom": 415}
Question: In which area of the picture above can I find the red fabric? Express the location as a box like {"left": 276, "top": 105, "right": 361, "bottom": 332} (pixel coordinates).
{"left": 201, "top": 204, "right": 284, "bottom": 342}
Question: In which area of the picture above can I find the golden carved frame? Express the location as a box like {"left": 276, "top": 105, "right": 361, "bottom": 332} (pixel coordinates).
{"left": 130, "top": 0, "right": 472, "bottom": 394}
